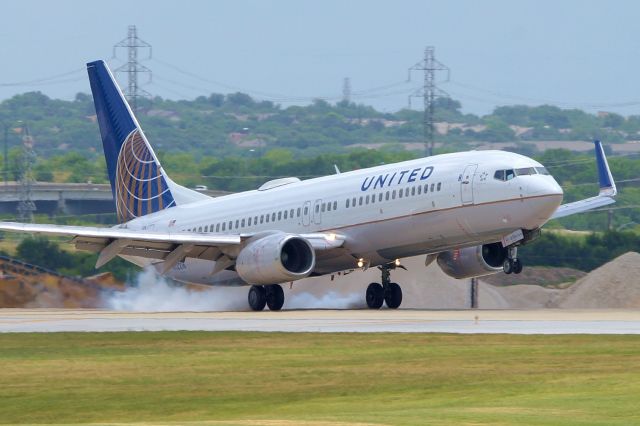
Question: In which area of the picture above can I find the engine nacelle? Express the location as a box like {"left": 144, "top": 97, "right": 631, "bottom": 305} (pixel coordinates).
{"left": 436, "top": 242, "right": 507, "bottom": 279}
{"left": 236, "top": 233, "right": 316, "bottom": 284}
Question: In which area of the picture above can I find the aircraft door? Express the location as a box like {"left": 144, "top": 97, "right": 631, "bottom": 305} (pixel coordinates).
{"left": 460, "top": 164, "right": 478, "bottom": 205}
{"left": 313, "top": 199, "right": 322, "bottom": 225}
{"left": 302, "top": 201, "right": 311, "bottom": 226}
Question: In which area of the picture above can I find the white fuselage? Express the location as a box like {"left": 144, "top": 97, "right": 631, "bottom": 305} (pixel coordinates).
{"left": 122, "top": 150, "right": 563, "bottom": 286}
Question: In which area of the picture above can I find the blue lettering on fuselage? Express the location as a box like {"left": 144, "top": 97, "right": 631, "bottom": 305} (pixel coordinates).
{"left": 361, "top": 165, "right": 434, "bottom": 192}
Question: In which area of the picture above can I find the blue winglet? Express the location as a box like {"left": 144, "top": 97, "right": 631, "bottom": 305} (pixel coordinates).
{"left": 594, "top": 140, "right": 617, "bottom": 196}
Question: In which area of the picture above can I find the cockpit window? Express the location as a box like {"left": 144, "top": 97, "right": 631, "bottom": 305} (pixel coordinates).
{"left": 494, "top": 170, "right": 505, "bottom": 181}
{"left": 535, "top": 167, "right": 550, "bottom": 175}
{"left": 515, "top": 167, "right": 536, "bottom": 176}
{"left": 505, "top": 169, "right": 515, "bottom": 180}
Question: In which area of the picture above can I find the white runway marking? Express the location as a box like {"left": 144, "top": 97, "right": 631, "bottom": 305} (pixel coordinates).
{"left": 1, "top": 309, "right": 640, "bottom": 334}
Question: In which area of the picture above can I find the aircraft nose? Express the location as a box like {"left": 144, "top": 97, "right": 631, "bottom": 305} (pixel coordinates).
{"left": 528, "top": 176, "right": 563, "bottom": 198}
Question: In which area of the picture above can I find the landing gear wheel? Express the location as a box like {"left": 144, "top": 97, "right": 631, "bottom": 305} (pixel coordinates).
{"left": 265, "top": 284, "right": 285, "bottom": 311}
{"left": 503, "top": 259, "right": 514, "bottom": 275}
{"left": 366, "top": 283, "right": 384, "bottom": 309}
{"left": 248, "top": 285, "right": 266, "bottom": 311}
{"left": 384, "top": 282, "right": 402, "bottom": 309}
{"left": 512, "top": 258, "right": 523, "bottom": 274}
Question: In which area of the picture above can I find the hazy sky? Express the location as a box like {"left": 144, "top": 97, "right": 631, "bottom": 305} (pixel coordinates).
{"left": 1, "top": 0, "right": 639, "bottom": 115}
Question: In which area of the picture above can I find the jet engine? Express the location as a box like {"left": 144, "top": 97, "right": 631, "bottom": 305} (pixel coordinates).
{"left": 436, "top": 242, "right": 507, "bottom": 279}
{"left": 236, "top": 233, "right": 316, "bottom": 284}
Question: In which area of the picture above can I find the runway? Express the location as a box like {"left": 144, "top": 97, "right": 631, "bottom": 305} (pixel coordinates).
{"left": 1, "top": 309, "right": 640, "bottom": 333}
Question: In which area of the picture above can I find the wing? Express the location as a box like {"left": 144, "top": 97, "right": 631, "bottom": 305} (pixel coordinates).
{"left": 551, "top": 140, "right": 617, "bottom": 220}
{"left": 0, "top": 222, "right": 345, "bottom": 273}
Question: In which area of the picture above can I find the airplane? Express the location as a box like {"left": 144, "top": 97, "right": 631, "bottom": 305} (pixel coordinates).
{"left": 0, "top": 60, "right": 618, "bottom": 311}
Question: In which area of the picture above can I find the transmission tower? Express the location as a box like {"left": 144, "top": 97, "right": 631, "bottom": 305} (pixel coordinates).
{"left": 408, "top": 46, "right": 450, "bottom": 157}
{"left": 342, "top": 77, "right": 351, "bottom": 103}
{"left": 17, "top": 124, "right": 36, "bottom": 223}
{"left": 113, "top": 25, "right": 152, "bottom": 112}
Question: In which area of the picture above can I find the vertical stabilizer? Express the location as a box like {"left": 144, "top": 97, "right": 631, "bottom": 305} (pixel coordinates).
{"left": 87, "top": 60, "right": 207, "bottom": 223}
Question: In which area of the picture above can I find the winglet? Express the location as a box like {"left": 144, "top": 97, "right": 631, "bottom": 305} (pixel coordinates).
{"left": 594, "top": 140, "right": 617, "bottom": 197}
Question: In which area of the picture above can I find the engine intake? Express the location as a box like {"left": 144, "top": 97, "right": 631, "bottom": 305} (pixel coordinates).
{"left": 437, "top": 242, "right": 507, "bottom": 279}
{"left": 236, "top": 233, "right": 315, "bottom": 284}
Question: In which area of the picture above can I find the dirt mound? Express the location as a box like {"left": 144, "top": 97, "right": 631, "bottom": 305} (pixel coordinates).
{"left": 557, "top": 252, "right": 640, "bottom": 308}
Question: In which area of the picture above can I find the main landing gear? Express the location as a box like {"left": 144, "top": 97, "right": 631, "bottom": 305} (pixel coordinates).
{"left": 366, "top": 263, "right": 404, "bottom": 309}
{"left": 502, "top": 246, "right": 523, "bottom": 275}
{"left": 248, "top": 284, "right": 284, "bottom": 311}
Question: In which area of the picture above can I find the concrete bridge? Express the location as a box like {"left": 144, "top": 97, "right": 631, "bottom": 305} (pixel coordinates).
{"left": 0, "top": 182, "right": 229, "bottom": 217}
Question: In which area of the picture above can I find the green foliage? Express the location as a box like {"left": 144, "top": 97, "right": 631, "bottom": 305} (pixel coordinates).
{"left": 14, "top": 236, "right": 139, "bottom": 280}
{"left": 520, "top": 230, "right": 640, "bottom": 271}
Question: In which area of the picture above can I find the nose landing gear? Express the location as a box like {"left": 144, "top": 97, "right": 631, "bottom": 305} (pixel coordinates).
{"left": 365, "top": 262, "right": 404, "bottom": 309}
{"left": 503, "top": 246, "right": 523, "bottom": 275}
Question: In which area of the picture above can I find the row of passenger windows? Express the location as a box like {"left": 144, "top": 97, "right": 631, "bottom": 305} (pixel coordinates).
{"left": 345, "top": 182, "right": 442, "bottom": 208}
{"left": 185, "top": 181, "right": 443, "bottom": 233}
{"left": 494, "top": 166, "right": 549, "bottom": 181}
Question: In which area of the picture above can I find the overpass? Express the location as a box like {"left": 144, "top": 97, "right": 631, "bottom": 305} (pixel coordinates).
{"left": 0, "top": 182, "right": 229, "bottom": 217}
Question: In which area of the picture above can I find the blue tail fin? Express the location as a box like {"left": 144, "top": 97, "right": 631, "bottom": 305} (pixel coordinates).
{"left": 87, "top": 60, "right": 175, "bottom": 223}
{"left": 594, "top": 140, "right": 617, "bottom": 197}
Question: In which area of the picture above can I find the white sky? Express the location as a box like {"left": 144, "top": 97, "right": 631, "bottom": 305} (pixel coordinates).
{"left": 1, "top": 0, "right": 639, "bottom": 115}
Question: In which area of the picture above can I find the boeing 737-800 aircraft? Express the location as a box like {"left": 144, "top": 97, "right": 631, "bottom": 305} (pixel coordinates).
{"left": 0, "top": 61, "right": 618, "bottom": 311}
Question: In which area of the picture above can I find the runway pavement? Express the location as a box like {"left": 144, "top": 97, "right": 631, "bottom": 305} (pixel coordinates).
{"left": 1, "top": 309, "right": 640, "bottom": 333}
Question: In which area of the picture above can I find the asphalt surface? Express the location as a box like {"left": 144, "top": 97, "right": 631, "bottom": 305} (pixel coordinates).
{"left": 1, "top": 309, "right": 640, "bottom": 333}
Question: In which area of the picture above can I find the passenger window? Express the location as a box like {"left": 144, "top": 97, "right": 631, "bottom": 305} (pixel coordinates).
{"left": 424, "top": 184, "right": 429, "bottom": 193}
{"left": 260, "top": 215, "right": 264, "bottom": 224}
{"left": 327, "top": 203, "right": 331, "bottom": 212}
{"left": 371, "top": 195, "right": 375, "bottom": 204}
{"left": 333, "top": 201, "right": 337, "bottom": 210}
{"left": 430, "top": 183, "right": 435, "bottom": 192}
{"left": 284, "top": 210, "right": 288, "bottom": 219}
{"left": 216, "top": 224, "right": 220, "bottom": 232}
{"left": 222, "top": 223, "right": 226, "bottom": 231}
{"left": 235, "top": 220, "right": 239, "bottom": 228}
{"left": 411, "top": 187, "right": 416, "bottom": 196}
{"left": 229, "top": 221, "right": 233, "bottom": 230}
{"left": 346, "top": 199, "right": 350, "bottom": 208}
{"left": 359, "top": 196, "right": 363, "bottom": 206}
{"left": 352, "top": 197, "right": 356, "bottom": 206}
{"left": 321, "top": 203, "right": 326, "bottom": 213}
{"left": 266, "top": 214, "right": 270, "bottom": 223}
{"left": 240, "top": 219, "right": 245, "bottom": 227}
{"left": 379, "top": 193, "right": 383, "bottom": 202}
{"left": 405, "top": 188, "right": 410, "bottom": 197}
{"left": 392, "top": 190, "right": 396, "bottom": 199}
{"left": 290, "top": 209, "right": 294, "bottom": 217}
{"left": 278, "top": 211, "right": 282, "bottom": 220}
{"left": 271, "top": 213, "right": 276, "bottom": 221}
{"left": 437, "top": 182, "right": 442, "bottom": 191}
{"left": 198, "top": 226, "right": 202, "bottom": 232}
{"left": 254, "top": 216, "right": 258, "bottom": 224}
{"left": 297, "top": 208, "right": 301, "bottom": 217}
{"left": 386, "top": 191, "right": 390, "bottom": 201}
{"left": 315, "top": 205, "right": 319, "bottom": 213}
{"left": 366, "top": 195, "right": 370, "bottom": 204}
{"left": 399, "top": 189, "right": 403, "bottom": 199}
{"left": 304, "top": 206, "right": 308, "bottom": 215}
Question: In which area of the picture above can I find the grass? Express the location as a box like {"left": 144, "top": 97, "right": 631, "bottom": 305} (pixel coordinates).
{"left": 0, "top": 332, "right": 639, "bottom": 425}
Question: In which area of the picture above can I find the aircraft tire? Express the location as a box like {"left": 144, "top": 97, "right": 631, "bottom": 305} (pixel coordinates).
{"left": 512, "top": 259, "right": 523, "bottom": 274}
{"left": 248, "top": 285, "right": 267, "bottom": 311}
{"left": 385, "top": 282, "right": 402, "bottom": 309}
{"left": 265, "top": 284, "right": 285, "bottom": 311}
{"left": 366, "top": 283, "right": 384, "bottom": 309}
{"left": 503, "top": 259, "right": 514, "bottom": 275}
